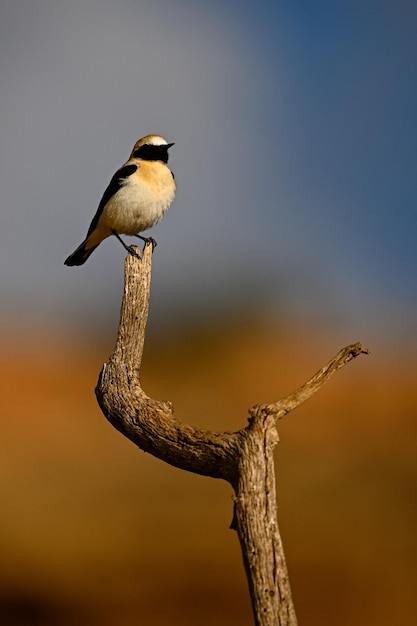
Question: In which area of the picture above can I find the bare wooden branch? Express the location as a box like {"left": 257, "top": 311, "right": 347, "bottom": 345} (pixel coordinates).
{"left": 95, "top": 243, "right": 368, "bottom": 626}
{"left": 260, "top": 342, "right": 370, "bottom": 421}
{"left": 96, "top": 245, "right": 239, "bottom": 483}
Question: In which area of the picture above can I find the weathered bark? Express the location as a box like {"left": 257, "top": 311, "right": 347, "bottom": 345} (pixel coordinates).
{"left": 95, "top": 243, "right": 369, "bottom": 626}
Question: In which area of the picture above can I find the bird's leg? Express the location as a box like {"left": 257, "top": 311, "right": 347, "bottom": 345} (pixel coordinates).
{"left": 134, "top": 234, "right": 157, "bottom": 250}
{"left": 112, "top": 230, "right": 141, "bottom": 259}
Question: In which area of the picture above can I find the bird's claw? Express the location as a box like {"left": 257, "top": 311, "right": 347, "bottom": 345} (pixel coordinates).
{"left": 134, "top": 235, "right": 157, "bottom": 251}
{"left": 127, "top": 245, "right": 141, "bottom": 260}
{"left": 145, "top": 236, "right": 157, "bottom": 251}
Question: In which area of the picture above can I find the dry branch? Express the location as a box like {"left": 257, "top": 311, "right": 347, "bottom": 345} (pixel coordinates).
{"left": 95, "top": 243, "right": 369, "bottom": 626}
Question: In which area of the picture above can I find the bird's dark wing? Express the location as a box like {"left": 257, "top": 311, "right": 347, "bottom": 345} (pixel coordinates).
{"left": 87, "top": 163, "right": 138, "bottom": 237}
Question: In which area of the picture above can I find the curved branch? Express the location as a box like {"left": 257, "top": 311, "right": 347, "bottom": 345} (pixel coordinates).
{"left": 96, "top": 245, "right": 240, "bottom": 484}
{"left": 95, "top": 244, "right": 369, "bottom": 626}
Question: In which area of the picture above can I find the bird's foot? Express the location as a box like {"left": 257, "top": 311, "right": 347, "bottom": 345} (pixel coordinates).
{"left": 134, "top": 234, "right": 157, "bottom": 251}
{"left": 112, "top": 230, "right": 141, "bottom": 259}
{"left": 126, "top": 245, "right": 141, "bottom": 260}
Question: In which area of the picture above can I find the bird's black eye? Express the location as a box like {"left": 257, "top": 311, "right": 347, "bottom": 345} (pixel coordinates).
{"left": 133, "top": 144, "right": 169, "bottom": 163}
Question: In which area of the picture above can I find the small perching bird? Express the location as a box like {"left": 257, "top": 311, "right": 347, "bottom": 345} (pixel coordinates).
{"left": 64, "top": 135, "right": 176, "bottom": 266}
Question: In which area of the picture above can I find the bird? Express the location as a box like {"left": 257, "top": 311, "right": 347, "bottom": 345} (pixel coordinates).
{"left": 64, "top": 134, "right": 176, "bottom": 266}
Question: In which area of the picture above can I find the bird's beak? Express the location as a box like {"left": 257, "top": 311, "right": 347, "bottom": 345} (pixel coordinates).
{"left": 167, "top": 143, "right": 175, "bottom": 149}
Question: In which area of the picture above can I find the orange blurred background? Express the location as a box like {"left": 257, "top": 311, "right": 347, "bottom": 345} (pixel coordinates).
{"left": 1, "top": 313, "right": 416, "bottom": 625}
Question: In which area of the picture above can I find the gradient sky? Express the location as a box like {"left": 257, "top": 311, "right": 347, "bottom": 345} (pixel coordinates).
{"left": 1, "top": 0, "right": 416, "bottom": 344}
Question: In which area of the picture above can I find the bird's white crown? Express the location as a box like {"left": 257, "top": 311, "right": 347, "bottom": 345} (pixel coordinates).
{"left": 135, "top": 134, "right": 169, "bottom": 149}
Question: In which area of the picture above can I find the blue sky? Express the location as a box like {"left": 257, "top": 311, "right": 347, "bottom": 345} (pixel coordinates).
{"left": 0, "top": 0, "right": 416, "bottom": 344}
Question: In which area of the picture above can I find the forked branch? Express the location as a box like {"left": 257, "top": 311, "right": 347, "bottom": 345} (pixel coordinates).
{"left": 95, "top": 244, "right": 369, "bottom": 626}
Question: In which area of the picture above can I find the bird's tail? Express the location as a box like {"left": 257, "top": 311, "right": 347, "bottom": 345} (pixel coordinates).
{"left": 64, "top": 239, "right": 99, "bottom": 266}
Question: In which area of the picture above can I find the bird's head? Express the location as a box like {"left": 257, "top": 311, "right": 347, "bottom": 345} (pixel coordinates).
{"left": 131, "top": 135, "right": 175, "bottom": 163}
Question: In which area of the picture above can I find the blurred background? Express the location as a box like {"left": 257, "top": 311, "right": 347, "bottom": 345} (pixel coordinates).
{"left": 1, "top": 0, "right": 416, "bottom": 624}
